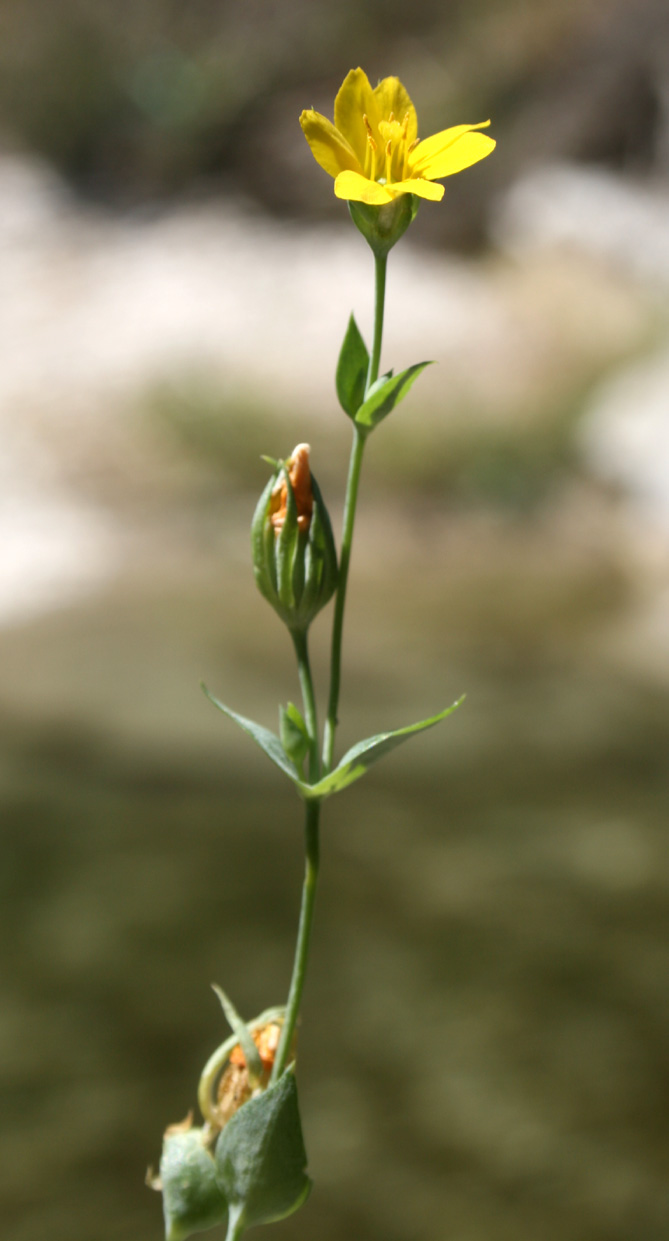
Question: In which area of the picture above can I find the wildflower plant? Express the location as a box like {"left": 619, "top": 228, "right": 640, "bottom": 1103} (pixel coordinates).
{"left": 149, "top": 68, "right": 495, "bottom": 1241}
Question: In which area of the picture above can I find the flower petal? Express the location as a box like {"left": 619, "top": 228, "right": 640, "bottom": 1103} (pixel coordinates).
{"left": 419, "top": 132, "right": 496, "bottom": 180}
{"left": 334, "top": 68, "right": 380, "bottom": 165}
{"left": 386, "top": 177, "right": 444, "bottom": 201}
{"left": 299, "top": 109, "right": 362, "bottom": 179}
{"left": 372, "top": 76, "right": 418, "bottom": 145}
{"left": 410, "top": 121, "right": 493, "bottom": 176}
{"left": 334, "top": 171, "right": 393, "bottom": 204}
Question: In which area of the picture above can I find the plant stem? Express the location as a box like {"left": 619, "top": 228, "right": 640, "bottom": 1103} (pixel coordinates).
{"left": 225, "top": 1205, "right": 246, "bottom": 1241}
{"left": 322, "top": 250, "right": 387, "bottom": 774}
{"left": 367, "top": 251, "right": 387, "bottom": 393}
{"left": 291, "top": 628, "right": 320, "bottom": 784}
{"left": 271, "top": 797, "right": 320, "bottom": 1082}
{"left": 321, "top": 425, "right": 365, "bottom": 773}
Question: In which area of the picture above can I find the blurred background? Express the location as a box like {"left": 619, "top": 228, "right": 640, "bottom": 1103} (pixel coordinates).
{"left": 2, "top": 1, "right": 669, "bottom": 1239}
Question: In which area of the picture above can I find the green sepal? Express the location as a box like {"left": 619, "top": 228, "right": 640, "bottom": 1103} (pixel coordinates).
{"left": 348, "top": 194, "right": 419, "bottom": 257}
{"left": 275, "top": 466, "right": 301, "bottom": 612}
{"left": 202, "top": 686, "right": 302, "bottom": 785}
{"left": 280, "top": 703, "right": 310, "bottom": 767}
{"left": 303, "top": 472, "right": 339, "bottom": 614}
{"left": 211, "top": 985, "right": 263, "bottom": 1086}
{"left": 159, "top": 1127, "right": 228, "bottom": 1241}
{"left": 215, "top": 1070, "right": 311, "bottom": 1238}
{"left": 354, "top": 362, "right": 432, "bottom": 430}
{"left": 251, "top": 474, "right": 278, "bottom": 600}
{"left": 336, "top": 314, "right": 369, "bottom": 419}
{"left": 306, "top": 698, "right": 464, "bottom": 799}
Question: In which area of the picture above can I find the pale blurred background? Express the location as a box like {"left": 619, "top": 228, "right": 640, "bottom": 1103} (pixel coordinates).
{"left": 2, "top": 2, "right": 669, "bottom": 1239}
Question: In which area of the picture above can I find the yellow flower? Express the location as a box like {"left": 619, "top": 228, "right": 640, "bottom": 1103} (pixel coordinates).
{"left": 300, "top": 68, "right": 495, "bottom": 205}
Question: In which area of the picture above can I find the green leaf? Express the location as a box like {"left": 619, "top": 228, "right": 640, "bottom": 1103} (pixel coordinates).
{"left": 279, "top": 703, "right": 310, "bottom": 767}
{"left": 306, "top": 698, "right": 464, "bottom": 799}
{"left": 211, "top": 985, "right": 263, "bottom": 1086}
{"left": 215, "top": 1070, "right": 311, "bottom": 1238}
{"left": 203, "top": 686, "right": 301, "bottom": 786}
{"left": 336, "top": 314, "right": 369, "bottom": 418}
{"left": 203, "top": 686, "right": 462, "bottom": 805}
{"left": 158, "top": 1128, "right": 228, "bottom": 1241}
{"left": 354, "top": 361, "right": 431, "bottom": 430}
{"left": 364, "top": 368, "right": 393, "bottom": 400}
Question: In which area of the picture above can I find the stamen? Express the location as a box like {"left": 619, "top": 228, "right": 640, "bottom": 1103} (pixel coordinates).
{"left": 388, "top": 111, "right": 395, "bottom": 123}
{"left": 401, "top": 112, "right": 409, "bottom": 137}
{"left": 402, "top": 129, "right": 419, "bottom": 179}
{"left": 363, "top": 113, "right": 374, "bottom": 137}
{"left": 385, "top": 139, "right": 392, "bottom": 185}
{"left": 364, "top": 131, "right": 377, "bottom": 178}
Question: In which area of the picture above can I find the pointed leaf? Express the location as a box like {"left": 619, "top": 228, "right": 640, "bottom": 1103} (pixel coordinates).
{"left": 215, "top": 1070, "right": 311, "bottom": 1234}
{"left": 212, "top": 985, "right": 263, "bottom": 1085}
{"left": 306, "top": 698, "right": 464, "bottom": 798}
{"left": 336, "top": 314, "right": 369, "bottom": 418}
{"left": 355, "top": 361, "right": 431, "bottom": 429}
{"left": 203, "top": 685, "right": 302, "bottom": 787}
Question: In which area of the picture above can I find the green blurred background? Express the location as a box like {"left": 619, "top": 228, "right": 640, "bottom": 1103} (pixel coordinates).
{"left": 2, "top": 1, "right": 669, "bottom": 1239}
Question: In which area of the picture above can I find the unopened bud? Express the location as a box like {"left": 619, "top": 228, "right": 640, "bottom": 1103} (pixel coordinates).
{"left": 251, "top": 444, "right": 338, "bottom": 634}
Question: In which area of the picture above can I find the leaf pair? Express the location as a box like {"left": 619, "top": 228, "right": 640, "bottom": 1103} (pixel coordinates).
{"left": 159, "top": 1073, "right": 309, "bottom": 1241}
{"left": 203, "top": 684, "right": 463, "bottom": 801}
{"left": 336, "top": 313, "right": 431, "bottom": 430}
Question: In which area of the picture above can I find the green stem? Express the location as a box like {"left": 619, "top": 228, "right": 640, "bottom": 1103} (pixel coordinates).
{"left": 291, "top": 628, "right": 320, "bottom": 784}
{"left": 225, "top": 1205, "right": 246, "bottom": 1241}
{"left": 367, "top": 251, "right": 387, "bottom": 393}
{"left": 322, "top": 250, "right": 387, "bottom": 774}
{"left": 321, "top": 425, "right": 365, "bottom": 773}
{"left": 271, "top": 797, "right": 320, "bottom": 1082}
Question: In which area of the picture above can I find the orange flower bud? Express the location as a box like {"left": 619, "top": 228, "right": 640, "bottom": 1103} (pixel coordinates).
{"left": 269, "top": 444, "right": 313, "bottom": 534}
{"left": 251, "top": 445, "right": 338, "bottom": 634}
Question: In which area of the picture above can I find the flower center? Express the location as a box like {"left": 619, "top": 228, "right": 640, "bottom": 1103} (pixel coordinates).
{"left": 377, "top": 111, "right": 412, "bottom": 183}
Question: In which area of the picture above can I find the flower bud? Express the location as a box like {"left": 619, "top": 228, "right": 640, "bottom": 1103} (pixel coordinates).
{"left": 251, "top": 444, "right": 338, "bottom": 634}
{"left": 348, "top": 194, "right": 419, "bottom": 257}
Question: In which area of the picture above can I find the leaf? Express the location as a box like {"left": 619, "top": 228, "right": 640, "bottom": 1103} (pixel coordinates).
{"left": 336, "top": 314, "right": 369, "bottom": 418}
{"left": 306, "top": 698, "right": 464, "bottom": 799}
{"left": 203, "top": 686, "right": 301, "bottom": 786}
{"left": 215, "top": 1071, "right": 311, "bottom": 1237}
{"left": 204, "top": 685, "right": 463, "bottom": 806}
{"left": 212, "top": 985, "right": 263, "bottom": 1086}
{"left": 354, "top": 361, "right": 431, "bottom": 429}
{"left": 279, "top": 703, "right": 310, "bottom": 767}
{"left": 363, "top": 368, "right": 393, "bottom": 400}
{"left": 159, "top": 1128, "right": 228, "bottom": 1241}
